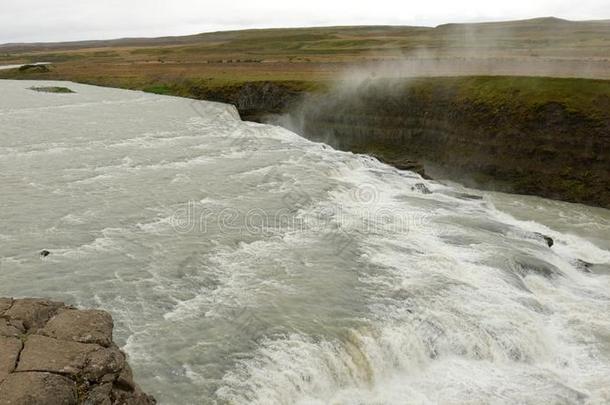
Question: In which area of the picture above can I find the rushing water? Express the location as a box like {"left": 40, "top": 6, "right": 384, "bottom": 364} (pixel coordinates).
{"left": 1, "top": 80, "right": 609, "bottom": 404}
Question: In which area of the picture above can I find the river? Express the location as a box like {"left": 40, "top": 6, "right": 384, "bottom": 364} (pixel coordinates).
{"left": 0, "top": 80, "right": 609, "bottom": 404}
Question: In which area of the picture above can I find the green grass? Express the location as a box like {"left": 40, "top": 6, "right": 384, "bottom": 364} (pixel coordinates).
{"left": 451, "top": 76, "right": 610, "bottom": 114}
{"left": 370, "top": 76, "right": 610, "bottom": 121}
{"left": 142, "top": 84, "right": 172, "bottom": 95}
{"left": 2, "top": 18, "right": 610, "bottom": 63}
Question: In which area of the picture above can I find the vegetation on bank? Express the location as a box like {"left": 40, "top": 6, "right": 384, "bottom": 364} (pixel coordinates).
{"left": 447, "top": 76, "right": 610, "bottom": 118}
{"left": 3, "top": 60, "right": 607, "bottom": 121}
{"left": 139, "top": 78, "right": 325, "bottom": 98}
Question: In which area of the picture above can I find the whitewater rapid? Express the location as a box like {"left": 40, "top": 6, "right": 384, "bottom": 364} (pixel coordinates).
{"left": 0, "top": 80, "right": 609, "bottom": 405}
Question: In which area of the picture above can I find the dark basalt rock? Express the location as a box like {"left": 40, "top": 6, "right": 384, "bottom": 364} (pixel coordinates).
{"left": 442, "top": 191, "right": 484, "bottom": 201}
{"left": 29, "top": 86, "right": 75, "bottom": 94}
{"left": 574, "top": 259, "right": 593, "bottom": 273}
{"left": 18, "top": 64, "right": 50, "bottom": 73}
{"left": 534, "top": 232, "right": 554, "bottom": 248}
{"left": 412, "top": 183, "right": 432, "bottom": 194}
{"left": 372, "top": 154, "right": 428, "bottom": 178}
{"left": 0, "top": 298, "right": 156, "bottom": 405}
{"left": 455, "top": 192, "right": 483, "bottom": 200}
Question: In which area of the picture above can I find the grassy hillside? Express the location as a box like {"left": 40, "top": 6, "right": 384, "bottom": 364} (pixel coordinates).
{"left": 1, "top": 17, "right": 610, "bottom": 89}
{"left": 2, "top": 17, "right": 610, "bottom": 58}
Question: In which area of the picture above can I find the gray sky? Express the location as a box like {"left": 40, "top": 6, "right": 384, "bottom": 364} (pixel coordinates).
{"left": 1, "top": 0, "right": 609, "bottom": 44}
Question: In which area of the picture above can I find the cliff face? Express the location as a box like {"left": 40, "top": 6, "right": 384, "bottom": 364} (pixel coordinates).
{"left": 262, "top": 77, "right": 609, "bottom": 208}
{"left": 0, "top": 298, "right": 155, "bottom": 405}
{"left": 186, "top": 81, "right": 310, "bottom": 122}
{"left": 173, "top": 77, "right": 610, "bottom": 208}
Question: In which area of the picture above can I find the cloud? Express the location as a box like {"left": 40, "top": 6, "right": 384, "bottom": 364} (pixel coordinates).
{"left": 0, "top": 0, "right": 608, "bottom": 43}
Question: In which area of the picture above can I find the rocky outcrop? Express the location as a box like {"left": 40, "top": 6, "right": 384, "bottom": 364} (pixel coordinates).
{"left": 29, "top": 86, "right": 75, "bottom": 94}
{"left": 18, "top": 64, "right": 50, "bottom": 73}
{"left": 191, "top": 81, "right": 308, "bottom": 122}
{"left": 370, "top": 154, "right": 428, "bottom": 178}
{"left": 534, "top": 232, "right": 555, "bottom": 248}
{"left": 0, "top": 298, "right": 155, "bottom": 405}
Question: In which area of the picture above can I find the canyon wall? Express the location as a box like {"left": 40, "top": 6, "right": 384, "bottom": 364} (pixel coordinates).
{"left": 208, "top": 77, "right": 609, "bottom": 208}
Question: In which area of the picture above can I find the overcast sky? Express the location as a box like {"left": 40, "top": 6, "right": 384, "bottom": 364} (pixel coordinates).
{"left": 1, "top": 0, "right": 609, "bottom": 44}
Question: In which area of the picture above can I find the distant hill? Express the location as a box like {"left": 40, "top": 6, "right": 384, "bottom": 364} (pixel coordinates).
{"left": 1, "top": 16, "right": 609, "bottom": 90}
{"left": 1, "top": 17, "right": 609, "bottom": 58}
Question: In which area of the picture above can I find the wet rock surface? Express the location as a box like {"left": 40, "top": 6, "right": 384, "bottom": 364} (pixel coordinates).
{"left": 371, "top": 154, "right": 428, "bottom": 178}
{"left": 0, "top": 298, "right": 155, "bottom": 405}
{"left": 18, "top": 64, "right": 50, "bottom": 73}
{"left": 534, "top": 232, "right": 555, "bottom": 248}
{"left": 412, "top": 183, "right": 433, "bottom": 194}
{"left": 574, "top": 259, "right": 593, "bottom": 273}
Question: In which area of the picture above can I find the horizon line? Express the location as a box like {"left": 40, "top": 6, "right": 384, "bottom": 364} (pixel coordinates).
{"left": 2, "top": 15, "right": 610, "bottom": 48}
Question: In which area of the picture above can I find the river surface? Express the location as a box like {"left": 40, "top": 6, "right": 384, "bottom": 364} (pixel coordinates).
{"left": 1, "top": 80, "right": 609, "bottom": 405}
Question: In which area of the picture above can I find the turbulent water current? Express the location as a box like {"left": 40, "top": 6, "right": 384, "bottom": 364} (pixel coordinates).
{"left": 1, "top": 80, "right": 609, "bottom": 404}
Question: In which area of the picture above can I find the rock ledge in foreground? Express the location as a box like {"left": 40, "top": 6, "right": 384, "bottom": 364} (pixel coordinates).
{"left": 0, "top": 298, "right": 155, "bottom": 405}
